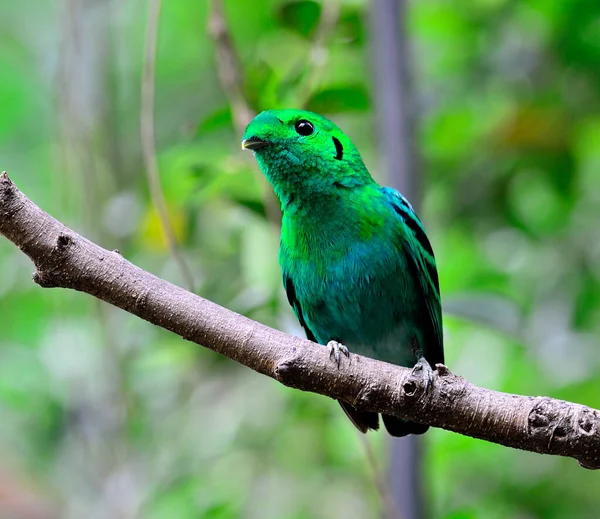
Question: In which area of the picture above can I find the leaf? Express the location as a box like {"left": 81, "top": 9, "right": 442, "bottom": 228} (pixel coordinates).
{"left": 305, "top": 85, "right": 370, "bottom": 113}
{"left": 228, "top": 196, "right": 267, "bottom": 219}
{"left": 338, "top": 8, "right": 365, "bottom": 46}
{"left": 195, "top": 106, "right": 233, "bottom": 136}
{"left": 278, "top": 0, "right": 321, "bottom": 39}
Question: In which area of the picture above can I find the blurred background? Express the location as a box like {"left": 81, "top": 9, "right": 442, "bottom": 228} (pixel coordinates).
{"left": 1, "top": 0, "right": 600, "bottom": 518}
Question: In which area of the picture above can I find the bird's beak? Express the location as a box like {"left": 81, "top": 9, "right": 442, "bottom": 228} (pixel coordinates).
{"left": 241, "top": 137, "right": 270, "bottom": 151}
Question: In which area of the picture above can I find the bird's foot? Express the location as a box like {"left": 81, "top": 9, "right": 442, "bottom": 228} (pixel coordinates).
{"left": 327, "top": 340, "right": 350, "bottom": 368}
{"left": 411, "top": 356, "right": 435, "bottom": 393}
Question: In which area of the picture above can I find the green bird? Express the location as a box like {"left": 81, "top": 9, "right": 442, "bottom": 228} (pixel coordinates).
{"left": 242, "top": 109, "right": 443, "bottom": 436}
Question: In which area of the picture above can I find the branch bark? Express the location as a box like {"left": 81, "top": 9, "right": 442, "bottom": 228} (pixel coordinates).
{"left": 1, "top": 172, "right": 599, "bottom": 470}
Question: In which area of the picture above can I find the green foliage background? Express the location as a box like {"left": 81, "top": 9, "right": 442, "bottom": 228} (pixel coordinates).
{"left": 1, "top": 0, "right": 600, "bottom": 517}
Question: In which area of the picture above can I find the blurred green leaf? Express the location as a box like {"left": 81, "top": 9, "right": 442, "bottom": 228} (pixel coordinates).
{"left": 196, "top": 106, "right": 234, "bottom": 136}
{"left": 278, "top": 0, "right": 321, "bottom": 38}
{"left": 305, "top": 85, "right": 369, "bottom": 113}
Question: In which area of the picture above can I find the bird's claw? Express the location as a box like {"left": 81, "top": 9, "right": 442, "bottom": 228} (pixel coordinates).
{"left": 327, "top": 340, "right": 350, "bottom": 368}
{"left": 411, "top": 356, "right": 435, "bottom": 393}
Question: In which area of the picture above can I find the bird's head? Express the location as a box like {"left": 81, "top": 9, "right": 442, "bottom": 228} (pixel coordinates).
{"left": 242, "top": 109, "right": 372, "bottom": 204}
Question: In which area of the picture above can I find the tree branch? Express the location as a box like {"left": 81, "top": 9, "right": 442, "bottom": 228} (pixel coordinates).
{"left": 0, "top": 172, "right": 598, "bottom": 470}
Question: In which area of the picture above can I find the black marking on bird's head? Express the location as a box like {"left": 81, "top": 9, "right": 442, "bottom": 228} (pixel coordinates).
{"left": 332, "top": 136, "right": 344, "bottom": 160}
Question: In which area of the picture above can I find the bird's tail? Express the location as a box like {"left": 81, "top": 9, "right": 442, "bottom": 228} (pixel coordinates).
{"left": 338, "top": 401, "right": 379, "bottom": 433}
{"left": 338, "top": 401, "right": 428, "bottom": 437}
{"left": 382, "top": 414, "right": 429, "bottom": 437}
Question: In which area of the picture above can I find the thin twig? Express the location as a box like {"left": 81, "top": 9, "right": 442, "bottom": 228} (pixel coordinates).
{"left": 207, "top": 0, "right": 282, "bottom": 228}
{"left": 359, "top": 435, "right": 402, "bottom": 519}
{"left": 207, "top": 0, "right": 254, "bottom": 134}
{"left": 298, "top": 0, "right": 341, "bottom": 108}
{"left": 141, "top": 0, "right": 195, "bottom": 290}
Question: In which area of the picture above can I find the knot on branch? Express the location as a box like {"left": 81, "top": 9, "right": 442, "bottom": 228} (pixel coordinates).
{"left": 0, "top": 171, "right": 14, "bottom": 199}
{"left": 576, "top": 408, "right": 600, "bottom": 469}
{"left": 56, "top": 232, "right": 73, "bottom": 249}
{"left": 276, "top": 352, "right": 337, "bottom": 396}
{"left": 401, "top": 364, "right": 451, "bottom": 401}
{"left": 0, "top": 173, "right": 20, "bottom": 218}
{"left": 528, "top": 398, "right": 600, "bottom": 469}
{"left": 402, "top": 379, "right": 418, "bottom": 397}
{"left": 577, "top": 408, "right": 597, "bottom": 436}
{"left": 528, "top": 398, "right": 572, "bottom": 443}
{"left": 33, "top": 232, "right": 76, "bottom": 288}
{"left": 435, "top": 363, "right": 452, "bottom": 377}
{"left": 275, "top": 354, "right": 303, "bottom": 383}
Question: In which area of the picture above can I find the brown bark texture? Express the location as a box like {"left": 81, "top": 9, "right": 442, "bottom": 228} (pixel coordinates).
{"left": 0, "top": 172, "right": 598, "bottom": 469}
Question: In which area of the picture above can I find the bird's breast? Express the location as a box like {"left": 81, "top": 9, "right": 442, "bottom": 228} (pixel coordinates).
{"left": 281, "top": 233, "right": 419, "bottom": 366}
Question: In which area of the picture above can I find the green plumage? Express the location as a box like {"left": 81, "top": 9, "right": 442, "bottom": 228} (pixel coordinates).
{"left": 242, "top": 109, "right": 443, "bottom": 436}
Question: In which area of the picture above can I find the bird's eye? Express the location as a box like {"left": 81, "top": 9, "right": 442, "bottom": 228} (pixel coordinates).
{"left": 294, "top": 120, "right": 314, "bottom": 136}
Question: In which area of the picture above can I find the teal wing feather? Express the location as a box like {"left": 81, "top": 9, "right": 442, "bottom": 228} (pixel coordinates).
{"left": 284, "top": 275, "right": 317, "bottom": 343}
{"left": 382, "top": 186, "right": 444, "bottom": 366}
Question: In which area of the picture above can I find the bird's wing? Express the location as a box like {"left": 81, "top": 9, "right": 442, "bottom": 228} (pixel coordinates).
{"left": 382, "top": 187, "right": 444, "bottom": 365}
{"left": 283, "top": 274, "right": 318, "bottom": 343}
